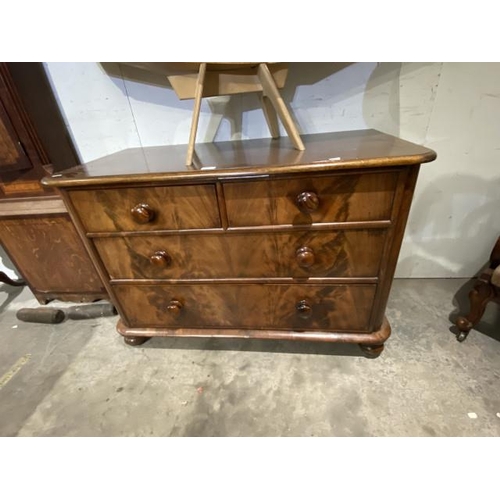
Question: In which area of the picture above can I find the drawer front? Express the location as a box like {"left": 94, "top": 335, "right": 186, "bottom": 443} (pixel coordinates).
{"left": 94, "top": 229, "right": 386, "bottom": 280}
{"left": 69, "top": 184, "right": 221, "bottom": 232}
{"left": 223, "top": 172, "right": 398, "bottom": 227}
{"left": 113, "top": 284, "right": 376, "bottom": 332}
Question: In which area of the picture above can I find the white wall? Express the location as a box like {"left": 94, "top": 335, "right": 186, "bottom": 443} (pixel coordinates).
{"left": 2, "top": 62, "right": 499, "bottom": 279}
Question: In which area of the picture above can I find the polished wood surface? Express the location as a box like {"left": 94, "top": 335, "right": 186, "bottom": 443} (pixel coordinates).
{"left": 118, "top": 316, "right": 392, "bottom": 347}
{"left": 369, "top": 168, "right": 417, "bottom": 330}
{"left": 113, "top": 283, "right": 376, "bottom": 332}
{"left": 0, "top": 213, "right": 106, "bottom": 303}
{"left": 93, "top": 229, "right": 386, "bottom": 280}
{"left": 224, "top": 171, "right": 398, "bottom": 227}
{"left": 69, "top": 184, "right": 221, "bottom": 232}
{"left": 41, "top": 129, "right": 436, "bottom": 188}
{"left": 46, "top": 130, "right": 436, "bottom": 354}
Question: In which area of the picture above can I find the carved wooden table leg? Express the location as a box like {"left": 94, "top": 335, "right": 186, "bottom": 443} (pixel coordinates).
{"left": 359, "top": 343, "right": 385, "bottom": 358}
{"left": 0, "top": 271, "right": 26, "bottom": 287}
{"left": 123, "top": 336, "right": 151, "bottom": 346}
{"left": 456, "top": 276, "right": 495, "bottom": 342}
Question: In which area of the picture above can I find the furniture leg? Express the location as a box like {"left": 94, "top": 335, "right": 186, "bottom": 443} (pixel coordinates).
{"left": 456, "top": 277, "right": 494, "bottom": 341}
{"left": 0, "top": 271, "right": 26, "bottom": 287}
{"left": 257, "top": 63, "right": 305, "bottom": 151}
{"left": 185, "top": 63, "right": 207, "bottom": 166}
{"left": 123, "top": 335, "right": 151, "bottom": 346}
{"left": 261, "top": 93, "right": 280, "bottom": 139}
{"left": 359, "top": 343, "right": 385, "bottom": 358}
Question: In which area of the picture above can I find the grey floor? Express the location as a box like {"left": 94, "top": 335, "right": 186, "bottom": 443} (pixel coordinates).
{"left": 1, "top": 278, "right": 499, "bottom": 437}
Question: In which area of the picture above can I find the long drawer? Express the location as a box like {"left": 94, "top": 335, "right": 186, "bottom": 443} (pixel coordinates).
{"left": 69, "top": 184, "right": 221, "bottom": 232}
{"left": 113, "top": 283, "right": 376, "bottom": 332}
{"left": 223, "top": 171, "right": 398, "bottom": 227}
{"left": 94, "top": 229, "right": 386, "bottom": 280}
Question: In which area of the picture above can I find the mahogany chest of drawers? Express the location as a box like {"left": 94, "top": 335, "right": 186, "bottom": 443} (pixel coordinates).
{"left": 43, "top": 130, "right": 436, "bottom": 357}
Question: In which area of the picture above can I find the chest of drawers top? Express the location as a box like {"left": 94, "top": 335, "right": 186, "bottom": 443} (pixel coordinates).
{"left": 42, "top": 129, "right": 436, "bottom": 190}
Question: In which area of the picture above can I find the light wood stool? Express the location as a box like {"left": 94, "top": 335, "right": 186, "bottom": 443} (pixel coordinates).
{"left": 125, "top": 62, "right": 305, "bottom": 165}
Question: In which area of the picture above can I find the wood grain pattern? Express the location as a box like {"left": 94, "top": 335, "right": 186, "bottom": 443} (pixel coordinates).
{"left": 0, "top": 214, "right": 105, "bottom": 297}
{"left": 69, "top": 184, "right": 221, "bottom": 232}
{"left": 113, "top": 283, "right": 376, "bottom": 332}
{"left": 44, "top": 129, "right": 436, "bottom": 351}
{"left": 41, "top": 129, "right": 436, "bottom": 189}
{"left": 0, "top": 195, "right": 66, "bottom": 216}
{"left": 93, "top": 229, "right": 386, "bottom": 280}
{"left": 224, "top": 171, "right": 398, "bottom": 227}
{"left": 369, "top": 168, "right": 419, "bottom": 330}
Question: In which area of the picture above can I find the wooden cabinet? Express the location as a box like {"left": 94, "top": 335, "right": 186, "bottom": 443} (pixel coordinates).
{"left": 0, "top": 198, "right": 106, "bottom": 303}
{"left": 0, "top": 63, "right": 105, "bottom": 303}
{"left": 44, "top": 130, "right": 436, "bottom": 356}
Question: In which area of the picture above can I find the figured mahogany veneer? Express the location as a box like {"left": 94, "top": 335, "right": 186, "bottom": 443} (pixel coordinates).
{"left": 43, "top": 130, "right": 436, "bottom": 357}
{"left": 223, "top": 171, "right": 397, "bottom": 227}
{"left": 69, "top": 184, "right": 220, "bottom": 232}
{"left": 112, "top": 283, "right": 376, "bottom": 332}
{"left": 93, "top": 229, "right": 387, "bottom": 280}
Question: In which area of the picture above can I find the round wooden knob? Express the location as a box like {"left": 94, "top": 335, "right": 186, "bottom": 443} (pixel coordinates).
{"left": 296, "top": 299, "right": 312, "bottom": 319}
{"left": 296, "top": 191, "right": 319, "bottom": 213}
{"left": 150, "top": 250, "right": 171, "bottom": 267}
{"left": 296, "top": 246, "right": 315, "bottom": 268}
{"left": 131, "top": 203, "right": 155, "bottom": 223}
{"left": 167, "top": 299, "right": 183, "bottom": 316}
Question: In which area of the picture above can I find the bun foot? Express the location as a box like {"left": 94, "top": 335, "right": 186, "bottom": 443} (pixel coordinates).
{"left": 456, "top": 331, "right": 469, "bottom": 343}
{"left": 456, "top": 316, "right": 472, "bottom": 333}
{"left": 359, "top": 343, "right": 384, "bottom": 358}
{"left": 123, "top": 335, "right": 150, "bottom": 346}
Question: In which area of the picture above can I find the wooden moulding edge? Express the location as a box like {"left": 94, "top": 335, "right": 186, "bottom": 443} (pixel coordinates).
{"left": 116, "top": 316, "right": 391, "bottom": 344}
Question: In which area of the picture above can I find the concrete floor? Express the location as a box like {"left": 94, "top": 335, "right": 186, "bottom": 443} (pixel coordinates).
{"left": 1, "top": 278, "right": 500, "bottom": 436}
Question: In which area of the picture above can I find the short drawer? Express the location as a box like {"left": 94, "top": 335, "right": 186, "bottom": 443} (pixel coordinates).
{"left": 223, "top": 171, "right": 398, "bottom": 227}
{"left": 113, "top": 283, "right": 376, "bottom": 332}
{"left": 69, "top": 184, "right": 221, "bottom": 233}
{"left": 94, "top": 229, "right": 386, "bottom": 280}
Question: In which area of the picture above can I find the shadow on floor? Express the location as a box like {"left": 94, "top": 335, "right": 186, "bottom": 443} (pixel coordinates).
{"left": 448, "top": 267, "right": 500, "bottom": 342}
{"left": 140, "top": 335, "right": 369, "bottom": 357}
{"left": 0, "top": 283, "right": 25, "bottom": 314}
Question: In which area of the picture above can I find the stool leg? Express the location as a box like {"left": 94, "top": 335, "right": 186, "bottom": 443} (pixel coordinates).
{"left": 261, "top": 93, "right": 280, "bottom": 139}
{"left": 257, "top": 63, "right": 305, "bottom": 151}
{"left": 186, "top": 62, "right": 207, "bottom": 166}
